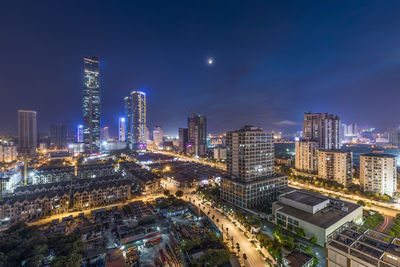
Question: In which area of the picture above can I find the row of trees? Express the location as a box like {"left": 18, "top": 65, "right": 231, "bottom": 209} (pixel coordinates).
{"left": 388, "top": 213, "right": 400, "bottom": 237}
{"left": 290, "top": 174, "right": 392, "bottom": 202}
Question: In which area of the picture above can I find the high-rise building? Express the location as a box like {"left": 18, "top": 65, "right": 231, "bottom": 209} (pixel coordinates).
{"left": 77, "top": 125, "right": 84, "bottom": 143}
{"left": 101, "top": 126, "right": 110, "bottom": 141}
{"left": 18, "top": 110, "right": 37, "bottom": 157}
{"left": 0, "top": 141, "right": 17, "bottom": 162}
{"left": 178, "top": 128, "right": 189, "bottom": 153}
{"left": 318, "top": 150, "right": 353, "bottom": 187}
{"left": 360, "top": 153, "right": 397, "bottom": 196}
{"left": 221, "top": 126, "right": 287, "bottom": 208}
{"left": 125, "top": 90, "right": 146, "bottom": 149}
{"left": 295, "top": 141, "right": 318, "bottom": 173}
{"left": 82, "top": 56, "right": 101, "bottom": 154}
{"left": 50, "top": 123, "right": 67, "bottom": 149}
{"left": 187, "top": 114, "right": 207, "bottom": 156}
{"left": 119, "top": 118, "right": 126, "bottom": 142}
{"left": 302, "top": 112, "right": 340, "bottom": 149}
{"left": 153, "top": 126, "right": 163, "bottom": 147}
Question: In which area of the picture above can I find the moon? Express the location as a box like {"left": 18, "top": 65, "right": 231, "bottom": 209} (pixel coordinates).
{"left": 207, "top": 58, "right": 214, "bottom": 65}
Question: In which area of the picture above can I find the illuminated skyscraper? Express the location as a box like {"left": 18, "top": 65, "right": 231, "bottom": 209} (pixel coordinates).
{"left": 119, "top": 118, "right": 126, "bottom": 142}
{"left": 82, "top": 56, "right": 101, "bottom": 153}
{"left": 302, "top": 112, "right": 340, "bottom": 150}
{"left": 125, "top": 90, "right": 146, "bottom": 149}
{"left": 187, "top": 114, "right": 207, "bottom": 156}
{"left": 77, "top": 125, "right": 83, "bottom": 143}
{"left": 18, "top": 110, "right": 37, "bottom": 157}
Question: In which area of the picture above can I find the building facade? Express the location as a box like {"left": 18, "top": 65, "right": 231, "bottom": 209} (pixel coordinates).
{"left": 82, "top": 56, "right": 101, "bottom": 154}
{"left": 0, "top": 141, "right": 17, "bottom": 162}
{"left": 101, "top": 126, "right": 110, "bottom": 141}
{"left": 119, "top": 118, "right": 126, "bottom": 142}
{"left": 187, "top": 114, "right": 207, "bottom": 156}
{"left": 153, "top": 126, "right": 163, "bottom": 147}
{"left": 77, "top": 125, "right": 84, "bottom": 143}
{"left": 318, "top": 150, "right": 353, "bottom": 187}
{"left": 178, "top": 128, "right": 189, "bottom": 154}
{"left": 303, "top": 112, "right": 340, "bottom": 150}
{"left": 272, "top": 189, "right": 362, "bottom": 246}
{"left": 18, "top": 110, "right": 37, "bottom": 157}
{"left": 50, "top": 123, "right": 68, "bottom": 149}
{"left": 327, "top": 222, "right": 400, "bottom": 267}
{"left": 360, "top": 153, "right": 397, "bottom": 196}
{"left": 125, "top": 91, "right": 147, "bottom": 149}
{"left": 221, "top": 126, "right": 287, "bottom": 209}
{"left": 295, "top": 141, "right": 318, "bottom": 173}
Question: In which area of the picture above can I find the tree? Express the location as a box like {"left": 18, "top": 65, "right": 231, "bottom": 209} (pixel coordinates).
{"left": 357, "top": 200, "right": 366, "bottom": 206}
{"left": 175, "top": 190, "right": 183, "bottom": 198}
{"left": 163, "top": 189, "right": 170, "bottom": 196}
{"left": 296, "top": 227, "right": 306, "bottom": 237}
{"left": 310, "top": 236, "right": 317, "bottom": 244}
{"left": 243, "top": 253, "right": 247, "bottom": 260}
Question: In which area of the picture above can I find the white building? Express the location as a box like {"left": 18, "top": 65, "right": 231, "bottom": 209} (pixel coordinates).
{"left": 153, "top": 126, "right": 163, "bottom": 147}
{"left": 360, "top": 153, "right": 397, "bottom": 197}
{"left": 213, "top": 147, "right": 227, "bottom": 160}
{"left": 318, "top": 150, "right": 353, "bottom": 187}
{"left": 272, "top": 188, "right": 362, "bottom": 246}
{"left": 221, "top": 126, "right": 287, "bottom": 208}
{"left": 0, "top": 142, "right": 17, "bottom": 162}
{"left": 295, "top": 141, "right": 318, "bottom": 173}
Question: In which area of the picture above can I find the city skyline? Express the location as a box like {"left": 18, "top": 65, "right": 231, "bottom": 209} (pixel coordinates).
{"left": 2, "top": 1, "right": 400, "bottom": 135}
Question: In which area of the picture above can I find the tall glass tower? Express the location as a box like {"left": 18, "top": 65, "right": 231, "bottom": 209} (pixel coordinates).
{"left": 82, "top": 56, "right": 100, "bottom": 153}
{"left": 125, "top": 90, "right": 146, "bottom": 149}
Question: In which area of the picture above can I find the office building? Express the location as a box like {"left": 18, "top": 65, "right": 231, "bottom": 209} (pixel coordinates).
{"left": 17, "top": 110, "right": 37, "bottom": 157}
{"left": 82, "top": 56, "right": 101, "bottom": 153}
{"left": 125, "top": 90, "right": 146, "bottom": 149}
{"left": 187, "top": 114, "right": 207, "bottom": 156}
{"left": 178, "top": 128, "right": 189, "bottom": 153}
{"left": 50, "top": 123, "right": 67, "bottom": 149}
{"left": 153, "top": 126, "right": 163, "bottom": 147}
{"left": 327, "top": 222, "right": 400, "bottom": 267}
{"left": 318, "top": 150, "right": 353, "bottom": 187}
{"left": 302, "top": 112, "right": 340, "bottom": 149}
{"left": 295, "top": 141, "right": 318, "bottom": 173}
{"left": 272, "top": 188, "right": 362, "bottom": 246}
{"left": 221, "top": 126, "right": 287, "bottom": 208}
{"left": 119, "top": 118, "right": 126, "bottom": 142}
{"left": 76, "top": 125, "right": 83, "bottom": 143}
{"left": 101, "top": 126, "right": 110, "bottom": 141}
{"left": 360, "top": 153, "right": 397, "bottom": 196}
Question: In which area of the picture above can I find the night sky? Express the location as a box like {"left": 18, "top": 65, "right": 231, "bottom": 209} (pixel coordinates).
{"left": 1, "top": 1, "right": 400, "bottom": 136}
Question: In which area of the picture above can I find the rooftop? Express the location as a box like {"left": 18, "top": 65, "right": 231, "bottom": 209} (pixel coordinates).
{"left": 274, "top": 190, "right": 361, "bottom": 229}
{"left": 285, "top": 251, "right": 312, "bottom": 267}
{"left": 281, "top": 190, "right": 327, "bottom": 206}
{"left": 361, "top": 153, "right": 396, "bottom": 158}
{"left": 328, "top": 222, "right": 400, "bottom": 265}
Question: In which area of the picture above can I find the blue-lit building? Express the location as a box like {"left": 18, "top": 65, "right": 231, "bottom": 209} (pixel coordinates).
{"left": 124, "top": 91, "right": 147, "bottom": 149}
{"left": 119, "top": 117, "right": 126, "bottom": 142}
{"left": 82, "top": 56, "right": 101, "bottom": 153}
{"left": 77, "top": 125, "right": 83, "bottom": 143}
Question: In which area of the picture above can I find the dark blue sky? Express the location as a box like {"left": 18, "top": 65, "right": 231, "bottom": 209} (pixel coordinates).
{"left": 1, "top": 0, "right": 400, "bottom": 136}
